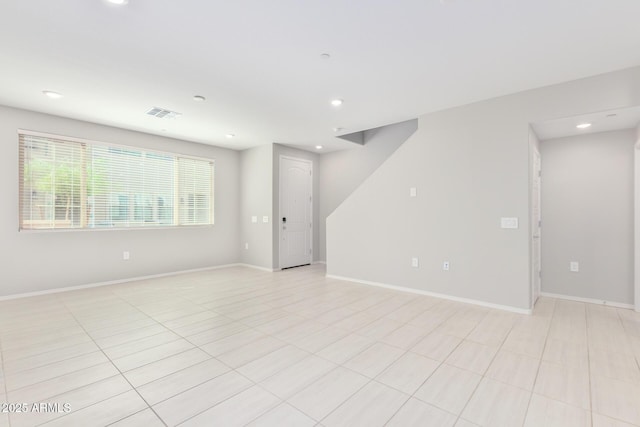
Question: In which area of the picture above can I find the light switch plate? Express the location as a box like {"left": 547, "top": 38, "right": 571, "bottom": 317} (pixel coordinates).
{"left": 570, "top": 261, "right": 579, "bottom": 272}
{"left": 411, "top": 257, "right": 419, "bottom": 268}
{"left": 410, "top": 187, "right": 417, "bottom": 197}
{"left": 262, "top": 216, "right": 269, "bottom": 223}
{"left": 500, "top": 217, "right": 519, "bottom": 229}
{"left": 251, "top": 216, "right": 258, "bottom": 223}
{"left": 443, "top": 261, "right": 450, "bottom": 271}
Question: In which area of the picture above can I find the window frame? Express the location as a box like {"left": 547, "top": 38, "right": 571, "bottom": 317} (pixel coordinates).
{"left": 18, "top": 129, "right": 215, "bottom": 232}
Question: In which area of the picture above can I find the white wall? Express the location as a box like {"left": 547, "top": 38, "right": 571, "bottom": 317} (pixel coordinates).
{"left": 240, "top": 145, "right": 273, "bottom": 269}
{"left": 272, "top": 144, "right": 320, "bottom": 268}
{"left": 318, "top": 120, "right": 417, "bottom": 261}
{"left": 327, "top": 66, "right": 640, "bottom": 311}
{"left": 0, "top": 105, "right": 240, "bottom": 297}
{"left": 541, "top": 130, "right": 635, "bottom": 305}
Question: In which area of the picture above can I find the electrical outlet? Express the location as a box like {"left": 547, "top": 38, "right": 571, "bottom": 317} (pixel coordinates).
{"left": 251, "top": 216, "right": 258, "bottom": 223}
{"left": 245, "top": 243, "right": 249, "bottom": 250}
{"left": 410, "top": 187, "right": 417, "bottom": 197}
{"left": 411, "top": 257, "right": 419, "bottom": 268}
{"left": 570, "top": 261, "right": 579, "bottom": 272}
{"left": 262, "top": 216, "right": 269, "bottom": 223}
{"left": 123, "top": 251, "right": 130, "bottom": 261}
{"left": 443, "top": 261, "right": 450, "bottom": 271}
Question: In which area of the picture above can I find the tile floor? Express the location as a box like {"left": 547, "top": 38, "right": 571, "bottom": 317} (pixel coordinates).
{"left": 0, "top": 265, "right": 639, "bottom": 426}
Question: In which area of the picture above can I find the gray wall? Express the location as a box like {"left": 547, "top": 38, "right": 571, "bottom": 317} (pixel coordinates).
{"left": 0, "top": 105, "right": 240, "bottom": 297}
{"left": 318, "top": 120, "right": 417, "bottom": 261}
{"left": 272, "top": 144, "right": 320, "bottom": 268}
{"left": 240, "top": 145, "right": 273, "bottom": 269}
{"left": 541, "top": 130, "right": 635, "bottom": 304}
{"left": 327, "top": 66, "right": 640, "bottom": 311}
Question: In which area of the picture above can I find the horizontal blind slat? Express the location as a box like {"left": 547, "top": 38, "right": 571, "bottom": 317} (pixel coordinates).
{"left": 19, "top": 133, "right": 214, "bottom": 230}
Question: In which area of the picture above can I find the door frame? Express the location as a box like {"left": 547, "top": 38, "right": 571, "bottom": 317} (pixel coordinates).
{"left": 278, "top": 155, "right": 313, "bottom": 269}
{"left": 531, "top": 144, "right": 542, "bottom": 308}
{"left": 635, "top": 139, "right": 640, "bottom": 312}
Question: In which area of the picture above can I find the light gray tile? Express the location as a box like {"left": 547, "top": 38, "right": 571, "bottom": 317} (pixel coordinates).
{"left": 414, "top": 364, "right": 482, "bottom": 415}
{"left": 386, "top": 398, "right": 457, "bottom": 427}
{"left": 288, "top": 367, "right": 369, "bottom": 421}
{"left": 111, "top": 339, "right": 194, "bottom": 372}
{"left": 461, "top": 378, "right": 530, "bottom": 427}
{"left": 343, "top": 342, "right": 405, "bottom": 378}
{"left": 485, "top": 350, "right": 540, "bottom": 391}
{"left": 5, "top": 351, "right": 109, "bottom": 391}
{"left": 153, "top": 371, "right": 252, "bottom": 426}
{"left": 137, "top": 358, "right": 231, "bottom": 405}
{"left": 179, "top": 385, "right": 280, "bottom": 427}
{"left": 108, "top": 409, "right": 165, "bottom": 427}
{"left": 260, "top": 355, "right": 337, "bottom": 399}
{"left": 534, "top": 361, "right": 590, "bottom": 409}
{"left": 123, "top": 348, "right": 211, "bottom": 387}
{"left": 39, "top": 390, "right": 147, "bottom": 427}
{"left": 524, "top": 394, "right": 590, "bottom": 427}
{"left": 322, "top": 381, "right": 409, "bottom": 427}
{"left": 317, "top": 333, "right": 374, "bottom": 364}
{"left": 376, "top": 352, "right": 440, "bottom": 394}
{"left": 237, "top": 345, "right": 310, "bottom": 383}
{"left": 445, "top": 340, "right": 498, "bottom": 375}
{"left": 246, "top": 403, "right": 316, "bottom": 427}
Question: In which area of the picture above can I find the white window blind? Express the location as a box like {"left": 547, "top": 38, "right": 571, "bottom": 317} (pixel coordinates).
{"left": 19, "top": 132, "right": 214, "bottom": 230}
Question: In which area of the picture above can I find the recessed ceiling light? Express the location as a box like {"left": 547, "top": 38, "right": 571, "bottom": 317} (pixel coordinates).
{"left": 315, "top": 145, "right": 323, "bottom": 150}
{"left": 332, "top": 127, "right": 344, "bottom": 133}
{"left": 606, "top": 113, "right": 617, "bottom": 118}
{"left": 42, "top": 90, "right": 63, "bottom": 99}
{"left": 226, "top": 134, "right": 235, "bottom": 138}
{"left": 576, "top": 123, "right": 592, "bottom": 129}
{"left": 320, "top": 53, "right": 331, "bottom": 59}
{"left": 106, "top": 0, "right": 128, "bottom": 5}
{"left": 193, "top": 95, "right": 206, "bottom": 102}
{"left": 330, "top": 99, "right": 343, "bottom": 107}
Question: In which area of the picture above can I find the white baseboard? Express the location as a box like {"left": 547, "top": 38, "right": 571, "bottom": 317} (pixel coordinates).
{"left": 326, "top": 274, "right": 532, "bottom": 315}
{"left": 237, "top": 263, "right": 276, "bottom": 272}
{"left": 539, "top": 292, "right": 634, "bottom": 310}
{"left": 0, "top": 263, "right": 242, "bottom": 301}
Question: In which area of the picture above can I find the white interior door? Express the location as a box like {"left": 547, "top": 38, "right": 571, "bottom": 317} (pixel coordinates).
{"left": 532, "top": 148, "right": 542, "bottom": 304}
{"left": 279, "top": 156, "right": 312, "bottom": 269}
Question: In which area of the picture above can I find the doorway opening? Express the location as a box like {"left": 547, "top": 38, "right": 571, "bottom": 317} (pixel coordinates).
{"left": 530, "top": 106, "right": 639, "bottom": 311}
{"left": 279, "top": 156, "right": 313, "bottom": 270}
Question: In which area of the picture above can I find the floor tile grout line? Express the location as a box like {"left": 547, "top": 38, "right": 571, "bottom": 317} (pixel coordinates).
{"left": 83, "top": 287, "right": 291, "bottom": 426}
{"left": 452, "top": 309, "right": 521, "bottom": 426}
{"left": 0, "top": 330, "right": 91, "bottom": 357}
{"left": 615, "top": 308, "right": 640, "bottom": 380}
{"left": 587, "top": 305, "right": 597, "bottom": 427}
{"left": 379, "top": 306, "right": 482, "bottom": 426}
{"left": 6, "top": 268, "right": 633, "bottom": 426}
{"left": 159, "top": 275, "right": 437, "bottom": 425}
{"left": 56, "top": 296, "right": 170, "bottom": 427}
{"left": 518, "top": 298, "right": 556, "bottom": 427}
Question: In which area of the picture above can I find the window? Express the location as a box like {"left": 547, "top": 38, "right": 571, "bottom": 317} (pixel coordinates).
{"left": 19, "top": 131, "right": 214, "bottom": 230}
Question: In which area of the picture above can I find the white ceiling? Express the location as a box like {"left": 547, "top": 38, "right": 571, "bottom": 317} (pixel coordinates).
{"left": 1, "top": 0, "right": 639, "bottom": 152}
{"left": 533, "top": 105, "right": 640, "bottom": 140}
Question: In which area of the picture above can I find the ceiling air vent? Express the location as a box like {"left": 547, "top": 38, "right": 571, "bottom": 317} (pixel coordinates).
{"left": 146, "top": 107, "right": 182, "bottom": 119}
